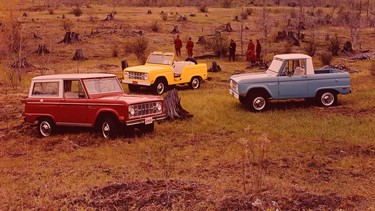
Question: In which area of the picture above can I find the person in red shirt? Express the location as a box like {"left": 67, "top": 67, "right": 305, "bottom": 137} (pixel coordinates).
{"left": 246, "top": 39, "right": 256, "bottom": 67}
{"left": 174, "top": 35, "right": 182, "bottom": 57}
{"left": 186, "top": 37, "right": 194, "bottom": 58}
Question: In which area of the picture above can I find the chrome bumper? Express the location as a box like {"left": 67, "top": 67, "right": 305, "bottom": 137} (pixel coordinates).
{"left": 121, "top": 79, "right": 151, "bottom": 86}
{"left": 229, "top": 89, "right": 239, "bottom": 99}
{"left": 125, "top": 113, "right": 166, "bottom": 126}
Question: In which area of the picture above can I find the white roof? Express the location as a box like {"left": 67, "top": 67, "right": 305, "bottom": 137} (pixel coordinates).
{"left": 32, "top": 73, "right": 116, "bottom": 80}
{"left": 274, "top": 54, "right": 312, "bottom": 60}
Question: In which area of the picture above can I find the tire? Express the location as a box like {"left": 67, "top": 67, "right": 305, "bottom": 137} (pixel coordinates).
{"left": 185, "top": 57, "right": 197, "bottom": 64}
{"left": 189, "top": 77, "right": 201, "bottom": 90}
{"left": 152, "top": 78, "right": 167, "bottom": 95}
{"left": 100, "top": 116, "right": 119, "bottom": 139}
{"left": 317, "top": 91, "right": 337, "bottom": 107}
{"left": 37, "top": 118, "right": 55, "bottom": 137}
{"left": 141, "top": 123, "right": 154, "bottom": 133}
{"left": 128, "top": 84, "right": 139, "bottom": 92}
{"left": 246, "top": 93, "right": 268, "bottom": 112}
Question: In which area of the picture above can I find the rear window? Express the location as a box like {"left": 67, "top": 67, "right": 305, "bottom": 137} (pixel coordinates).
{"left": 31, "top": 82, "right": 59, "bottom": 96}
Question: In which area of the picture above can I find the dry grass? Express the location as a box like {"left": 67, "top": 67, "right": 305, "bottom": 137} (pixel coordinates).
{"left": 0, "top": 1, "right": 375, "bottom": 210}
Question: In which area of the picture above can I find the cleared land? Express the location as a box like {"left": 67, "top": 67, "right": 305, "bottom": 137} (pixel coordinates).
{"left": 0, "top": 2, "right": 375, "bottom": 210}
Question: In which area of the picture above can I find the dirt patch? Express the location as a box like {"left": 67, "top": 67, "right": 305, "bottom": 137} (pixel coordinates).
{"left": 74, "top": 179, "right": 212, "bottom": 210}
{"left": 312, "top": 106, "right": 375, "bottom": 118}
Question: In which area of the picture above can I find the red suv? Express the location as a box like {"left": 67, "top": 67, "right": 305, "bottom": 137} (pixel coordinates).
{"left": 22, "top": 74, "right": 165, "bottom": 139}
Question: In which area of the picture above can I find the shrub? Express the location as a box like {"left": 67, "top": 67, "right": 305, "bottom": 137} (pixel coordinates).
{"left": 241, "top": 11, "right": 248, "bottom": 20}
{"left": 245, "top": 8, "right": 252, "bottom": 15}
{"left": 151, "top": 21, "right": 159, "bottom": 32}
{"left": 48, "top": 9, "right": 54, "bottom": 15}
{"left": 320, "top": 52, "right": 333, "bottom": 65}
{"left": 222, "top": 0, "right": 232, "bottom": 8}
{"left": 71, "top": 7, "right": 83, "bottom": 17}
{"left": 125, "top": 38, "right": 149, "bottom": 63}
{"left": 206, "top": 34, "right": 229, "bottom": 57}
{"left": 198, "top": 4, "right": 208, "bottom": 13}
{"left": 370, "top": 60, "right": 375, "bottom": 77}
{"left": 304, "top": 41, "right": 316, "bottom": 56}
{"left": 161, "top": 13, "right": 168, "bottom": 21}
{"left": 62, "top": 19, "right": 74, "bottom": 32}
{"left": 329, "top": 34, "right": 340, "bottom": 56}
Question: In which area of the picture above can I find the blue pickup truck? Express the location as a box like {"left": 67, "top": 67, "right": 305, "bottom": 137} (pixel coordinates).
{"left": 229, "top": 54, "right": 351, "bottom": 111}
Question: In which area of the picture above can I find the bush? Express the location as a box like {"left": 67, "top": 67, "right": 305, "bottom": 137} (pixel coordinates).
{"left": 206, "top": 34, "right": 229, "bottom": 57}
{"left": 71, "top": 7, "right": 83, "bottom": 17}
{"left": 125, "top": 38, "right": 149, "bottom": 63}
{"left": 48, "top": 9, "right": 54, "bottom": 15}
{"left": 151, "top": 21, "right": 159, "bottom": 32}
{"left": 222, "top": 0, "right": 232, "bottom": 8}
{"left": 304, "top": 42, "right": 316, "bottom": 56}
{"left": 161, "top": 13, "right": 168, "bottom": 21}
{"left": 320, "top": 52, "right": 333, "bottom": 65}
{"left": 62, "top": 19, "right": 74, "bottom": 32}
{"left": 245, "top": 8, "right": 252, "bottom": 15}
{"left": 329, "top": 34, "right": 340, "bottom": 56}
{"left": 198, "top": 4, "right": 208, "bottom": 13}
{"left": 370, "top": 60, "right": 375, "bottom": 77}
{"left": 241, "top": 11, "right": 248, "bottom": 20}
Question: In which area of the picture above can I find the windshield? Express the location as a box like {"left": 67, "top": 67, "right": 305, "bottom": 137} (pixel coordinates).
{"left": 147, "top": 54, "right": 173, "bottom": 65}
{"left": 266, "top": 57, "right": 283, "bottom": 75}
{"left": 83, "top": 77, "right": 123, "bottom": 95}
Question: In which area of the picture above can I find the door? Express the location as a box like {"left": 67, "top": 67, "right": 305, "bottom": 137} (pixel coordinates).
{"left": 278, "top": 59, "right": 309, "bottom": 98}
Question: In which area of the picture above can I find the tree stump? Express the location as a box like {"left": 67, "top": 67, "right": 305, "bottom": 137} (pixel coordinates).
{"left": 196, "top": 36, "right": 206, "bottom": 44}
{"left": 59, "top": 32, "right": 82, "bottom": 44}
{"left": 35, "top": 45, "right": 50, "bottom": 54}
{"left": 147, "top": 10, "right": 152, "bottom": 14}
{"left": 343, "top": 41, "right": 353, "bottom": 53}
{"left": 121, "top": 60, "right": 129, "bottom": 70}
{"left": 104, "top": 12, "right": 115, "bottom": 21}
{"left": 164, "top": 89, "right": 193, "bottom": 120}
{"left": 208, "top": 61, "right": 222, "bottom": 72}
{"left": 171, "top": 26, "right": 180, "bottom": 34}
{"left": 72, "top": 49, "right": 85, "bottom": 60}
{"left": 224, "top": 22, "right": 233, "bottom": 32}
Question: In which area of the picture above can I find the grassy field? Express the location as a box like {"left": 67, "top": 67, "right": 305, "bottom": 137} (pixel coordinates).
{"left": 1, "top": 1, "right": 375, "bottom": 210}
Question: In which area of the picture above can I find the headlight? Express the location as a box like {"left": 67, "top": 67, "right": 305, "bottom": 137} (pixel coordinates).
{"left": 143, "top": 73, "right": 148, "bottom": 80}
{"left": 124, "top": 71, "right": 129, "bottom": 78}
{"left": 156, "top": 102, "right": 162, "bottom": 111}
{"left": 128, "top": 106, "right": 135, "bottom": 116}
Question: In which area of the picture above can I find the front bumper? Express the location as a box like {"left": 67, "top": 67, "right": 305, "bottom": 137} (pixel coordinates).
{"left": 121, "top": 79, "right": 151, "bottom": 86}
{"left": 125, "top": 113, "right": 166, "bottom": 126}
{"left": 229, "top": 89, "right": 239, "bottom": 99}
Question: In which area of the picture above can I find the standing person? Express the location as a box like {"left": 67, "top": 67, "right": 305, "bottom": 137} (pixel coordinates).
{"left": 256, "top": 39, "right": 262, "bottom": 63}
{"left": 246, "top": 39, "right": 255, "bottom": 67}
{"left": 174, "top": 35, "right": 182, "bottom": 57}
{"left": 186, "top": 37, "right": 194, "bottom": 58}
{"left": 228, "top": 39, "right": 236, "bottom": 61}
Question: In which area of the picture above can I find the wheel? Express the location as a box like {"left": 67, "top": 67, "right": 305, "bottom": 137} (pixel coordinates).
{"left": 189, "top": 77, "right": 201, "bottom": 89}
{"left": 128, "top": 84, "right": 139, "bottom": 92}
{"left": 185, "top": 57, "right": 197, "bottom": 64}
{"left": 152, "top": 79, "right": 167, "bottom": 95}
{"left": 141, "top": 123, "right": 154, "bottom": 133}
{"left": 246, "top": 93, "right": 268, "bottom": 112}
{"left": 37, "top": 118, "right": 55, "bottom": 137}
{"left": 100, "top": 116, "right": 119, "bottom": 139}
{"left": 317, "top": 91, "right": 337, "bottom": 107}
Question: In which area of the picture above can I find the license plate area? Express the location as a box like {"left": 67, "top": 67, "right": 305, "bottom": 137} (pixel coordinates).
{"left": 145, "top": 117, "right": 153, "bottom": 125}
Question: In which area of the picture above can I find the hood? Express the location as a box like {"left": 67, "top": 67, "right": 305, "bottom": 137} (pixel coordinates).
{"left": 125, "top": 65, "right": 167, "bottom": 73}
{"left": 230, "top": 71, "right": 275, "bottom": 83}
{"left": 99, "top": 93, "right": 163, "bottom": 104}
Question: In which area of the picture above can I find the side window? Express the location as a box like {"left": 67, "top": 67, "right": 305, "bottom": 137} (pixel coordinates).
{"left": 64, "top": 80, "right": 86, "bottom": 98}
{"left": 32, "top": 82, "right": 59, "bottom": 96}
{"left": 280, "top": 59, "right": 306, "bottom": 76}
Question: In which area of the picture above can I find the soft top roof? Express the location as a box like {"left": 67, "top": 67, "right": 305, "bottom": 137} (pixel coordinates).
{"left": 274, "top": 54, "right": 311, "bottom": 60}
{"left": 32, "top": 73, "right": 116, "bottom": 80}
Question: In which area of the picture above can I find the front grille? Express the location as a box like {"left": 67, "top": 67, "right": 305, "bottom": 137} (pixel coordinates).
{"left": 128, "top": 72, "right": 146, "bottom": 80}
{"left": 132, "top": 102, "right": 161, "bottom": 117}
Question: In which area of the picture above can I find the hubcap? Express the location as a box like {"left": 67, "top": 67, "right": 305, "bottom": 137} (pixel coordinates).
{"left": 40, "top": 121, "right": 51, "bottom": 137}
{"left": 253, "top": 97, "right": 266, "bottom": 111}
{"left": 192, "top": 78, "right": 199, "bottom": 89}
{"left": 157, "top": 83, "right": 165, "bottom": 94}
{"left": 321, "top": 93, "right": 334, "bottom": 106}
{"left": 102, "top": 122, "right": 110, "bottom": 139}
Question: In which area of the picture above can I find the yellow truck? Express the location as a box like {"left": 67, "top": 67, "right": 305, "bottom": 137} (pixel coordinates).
{"left": 122, "top": 52, "right": 208, "bottom": 94}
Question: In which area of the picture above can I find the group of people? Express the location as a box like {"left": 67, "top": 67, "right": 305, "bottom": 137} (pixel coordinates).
{"left": 174, "top": 35, "right": 262, "bottom": 67}
{"left": 229, "top": 39, "right": 262, "bottom": 65}
{"left": 174, "top": 35, "right": 194, "bottom": 58}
